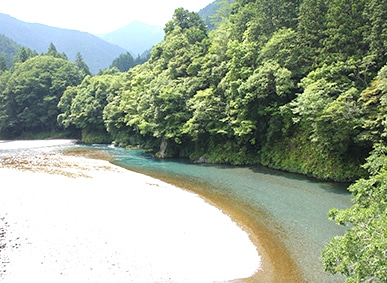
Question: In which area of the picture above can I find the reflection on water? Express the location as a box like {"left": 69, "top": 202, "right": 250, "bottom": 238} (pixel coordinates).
{"left": 103, "top": 147, "right": 351, "bottom": 283}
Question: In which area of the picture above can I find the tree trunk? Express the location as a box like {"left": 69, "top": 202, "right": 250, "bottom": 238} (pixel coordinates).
{"left": 159, "top": 136, "right": 168, "bottom": 158}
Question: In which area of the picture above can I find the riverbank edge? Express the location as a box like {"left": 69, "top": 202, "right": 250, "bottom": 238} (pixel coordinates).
{"left": 77, "top": 148, "right": 307, "bottom": 282}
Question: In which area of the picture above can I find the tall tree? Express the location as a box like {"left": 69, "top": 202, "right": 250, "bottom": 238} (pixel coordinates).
{"left": 322, "top": 0, "right": 367, "bottom": 63}
{"left": 75, "top": 52, "right": 91, "bottom": 76}
{"left": 363, "top": 0, "right": 387, "bottom": 73}
{"left": 297, "top": 0, "right": 328, "bottom": 68}
{"left": 164, "top": 8, "right": 207, "bottom": 36}
{"left": 14, "top": 46, "right": 37, "bottom": 63}
{"left": 46, "top": 43, "right": 68, "bottom": 60}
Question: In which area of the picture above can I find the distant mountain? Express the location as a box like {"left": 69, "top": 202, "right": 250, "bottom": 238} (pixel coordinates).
{"left": 0, "top": 13, "right": 127, "bottom": 74}
{"left": 97, "top": 21, "right": 164, "bottom": 57}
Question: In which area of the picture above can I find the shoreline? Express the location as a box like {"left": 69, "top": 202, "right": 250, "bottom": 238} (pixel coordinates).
{"left": 0, "top": 141, "right": 262, "bottom": 282}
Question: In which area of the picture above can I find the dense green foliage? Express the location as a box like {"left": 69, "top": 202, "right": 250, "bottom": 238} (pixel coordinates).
{"left": 322, "top": 146, "right": 387, "bottom": 282}
{"left": 52, "top": 1, "right": 386, "bottom": 182}
{"left": 321, "top": 65, "right": 387, "bottom": 282}
{"left": 58, "top": 69, "right": 123, "bottom": 143}
{"left": 1, "top": 1, "right": 387, "bottom": 280}
{"left": 0, "top": 46, "right": 83, "bottom": 137}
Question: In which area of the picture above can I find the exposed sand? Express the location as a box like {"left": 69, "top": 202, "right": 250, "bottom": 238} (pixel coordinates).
{"left": 0, "top": 140, "right": 260, "bottom": 282}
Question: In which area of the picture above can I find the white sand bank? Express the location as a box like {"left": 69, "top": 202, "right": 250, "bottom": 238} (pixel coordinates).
{"left": 0, "top": 141, "right": 260, "bottom": 282}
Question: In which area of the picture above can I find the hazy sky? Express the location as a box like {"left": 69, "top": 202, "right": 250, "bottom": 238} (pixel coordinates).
{"left": 0, "top": 0, "right": 215, "bottom": 34}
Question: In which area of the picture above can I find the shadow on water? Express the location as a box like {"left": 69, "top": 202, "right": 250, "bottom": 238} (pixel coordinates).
{"left": 248, "top": 165, "right": 352, "bottom": 196}
{"left": 134, "top": 148, "right": 351, "bottom": 196}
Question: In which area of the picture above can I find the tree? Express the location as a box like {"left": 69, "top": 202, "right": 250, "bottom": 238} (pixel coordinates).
{"left": 102, "top": 72, "right": 141, "bottom": 147}
{"left": 363, "top": 0, "right": 387, "bottom": 73}
{"left": 46, "top": 43, "right": 68, "bottom": 60}
{"left": 0, "top": 55, "right": 82, "bottom": 136}
{"left": 52, "top": 0, "right": 387, "bottom": 182}
{"left": 201, "top": 0, "right": 233, "bottom": 30}
{"left": 106, "top": 9, "right": 210, "bottom": 155}
{"left": 258, "top": 27, "right": 304, "bottom": 79}
{"left": 164, "top": 8, "right": 207, "bottom": 36}
{"left": 234, "top": 0, "right": 300, "bottom": 45}
{"left": 183, "top": 87, "right": 229, "bottom": 141}
{"left": 0, "top": 70, "right": 11, "bottom": 134}
{"left": 14, "top": 46, "right": 37, "bottom": 63}
{"left": 322, "top": 0, "right": 367, "bottom": 63}
{"left": 58, "top": 73, "right": 122, "bottom": 143}
{"left": 231, "top": 60, "right": 294, "bottom": 146}
{"left": 322, "top": 144, "right": 387, "bottom": 282}
{"left": 290, "top": 61, "right": 363, "bottom": 155}
{"left": 357, "top": 64, "right": 387, "bottom": 145}
{"left": 296, "top": 0, "right": 328, "bottom": 68}
{"left": 75, "top": 52, "right": 91, "bottom": 76}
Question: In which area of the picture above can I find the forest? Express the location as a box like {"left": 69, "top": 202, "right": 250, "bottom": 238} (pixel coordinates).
{"left": 0, "top": 0, "right": 386, "bottom": 281}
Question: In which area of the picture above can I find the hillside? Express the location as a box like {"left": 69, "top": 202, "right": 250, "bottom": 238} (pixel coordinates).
{"left": 0, "top": 13, "right": 127, "bottom": 73}
{"left": 97, "top": 21, "right": 164, "bottom": 57}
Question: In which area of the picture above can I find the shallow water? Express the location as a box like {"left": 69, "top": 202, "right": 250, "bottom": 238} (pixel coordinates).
{"left": 102, "top": 147, "right": 352, "bottom": 282}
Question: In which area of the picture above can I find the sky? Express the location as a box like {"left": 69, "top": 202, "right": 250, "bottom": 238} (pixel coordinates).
{"left": 0, "top": 0, "right": 215, "bottom": 34}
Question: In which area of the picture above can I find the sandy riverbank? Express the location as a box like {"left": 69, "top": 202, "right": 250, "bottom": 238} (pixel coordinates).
{"left": 0, "top": 140, "right": 260, "bottom": 282}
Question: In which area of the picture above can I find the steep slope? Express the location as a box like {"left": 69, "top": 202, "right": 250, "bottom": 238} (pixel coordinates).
{"left": 97, "top": 21, "right": 164, "bottom": 57}
{"left": 0, "top": 13, "right": 127, "bottom": 73}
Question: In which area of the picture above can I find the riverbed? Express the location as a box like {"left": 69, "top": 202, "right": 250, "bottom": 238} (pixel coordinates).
{"left": 0, "top": 140, "right": 260, "bottom": 282}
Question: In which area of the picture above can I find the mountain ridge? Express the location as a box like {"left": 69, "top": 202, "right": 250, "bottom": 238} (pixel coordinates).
{"left": 0, "top": 2, "right": 218, "bottom": 73}
{"left": 96, "top": 21, "right": 164, "bottom": 57}
{"left": 0, "top": 13, "right": 127, "bottom": 73}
